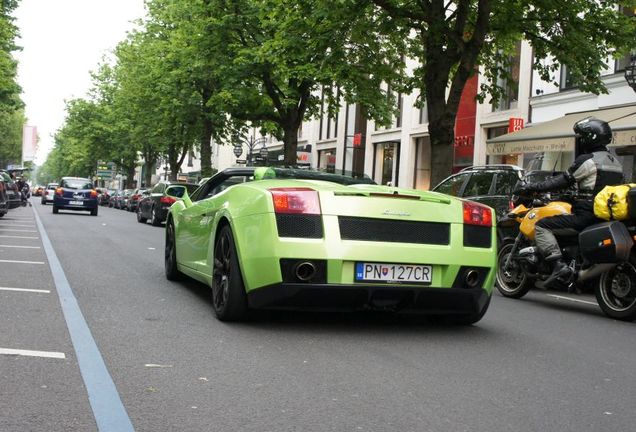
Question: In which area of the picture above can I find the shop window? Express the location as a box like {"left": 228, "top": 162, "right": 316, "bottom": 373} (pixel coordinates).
{"left": 374, "top": 142, "right": 400, "bottom": 186}
{"left": 413, "top": 136, "right": 431, "bottom": 190}
{"left": 318, "top": 149, "right": 336, "bottom": 173}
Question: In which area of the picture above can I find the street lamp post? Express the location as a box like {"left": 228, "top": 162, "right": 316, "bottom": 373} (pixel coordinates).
{"left": 234, "top": 135, "right": 268, "bottom": 166}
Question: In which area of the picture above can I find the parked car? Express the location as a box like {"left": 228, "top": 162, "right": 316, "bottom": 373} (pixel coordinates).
{"left": 52, "top": 177, "right": 98, "bottom": 216}
{"left": 164, "top": 167, "right": 496, "bottom": 324}
{"left": 108, "top": 190, "right": 120, "bottom": 208}
{"left": 41, "top": 183, "right": 59, "bottom": 205}
{"left": 119, "top": 189, "right": 133, "bottom": 210}
{"left": 0, "top": 174, "right": 7, "bottom": 217}
{"left": 127, "top": 188, "right": 146, "bottom": 212}
{"left": 138, "top": 181, "right": 198, "bottom": 226}
{"left": 0, "top": 170, "right": 21, "bottom": 209}
{"left": 97, "top": 189, "right": 111, "bottom": 206}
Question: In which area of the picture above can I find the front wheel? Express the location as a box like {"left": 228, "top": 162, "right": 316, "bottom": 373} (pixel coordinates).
{"left": 90, "top": 207, "right": 98, "bottom": 216}
{"left": 52, "top": 206, "right": 59, "bottom": 214}
{"left": 165, "top": 220, "right": 183, "bottom": 281}
{"left": 211, "top": 225, "right": 248, "bottom": 321}
{"left": 596, "top": 258, "right": 636, "bottom": 321}
{"left": 496, "top": 242, "right": 532, "bottom": 299}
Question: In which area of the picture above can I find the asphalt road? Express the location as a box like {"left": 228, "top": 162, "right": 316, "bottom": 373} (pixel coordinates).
{"left": 1, "top": 201, "right": 635, "bottom": 432}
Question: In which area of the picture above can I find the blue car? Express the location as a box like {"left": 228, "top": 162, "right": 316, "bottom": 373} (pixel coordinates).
{"left": 52, "top": 177, "right": 99, "bottom": 216}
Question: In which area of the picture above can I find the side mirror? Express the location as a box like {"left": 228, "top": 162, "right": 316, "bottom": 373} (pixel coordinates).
{"left": 165, "top": 185, "right": 192, "bottom": 208}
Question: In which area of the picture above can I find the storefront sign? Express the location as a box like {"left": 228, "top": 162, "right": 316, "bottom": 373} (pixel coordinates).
{"left": 353, "top": 133, "right": 362, "bottom": 147}
{"left": 297, "top": 151, "right": 311, "bottom": 164}
{"left": 486, "top": 137, "right": 574, "bottom": 155}
{"left": 508, "top": 117, "right": 524, "bottom": 133}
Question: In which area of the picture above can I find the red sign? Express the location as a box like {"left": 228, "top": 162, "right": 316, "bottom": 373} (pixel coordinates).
{"left": 508, "top": 117, "right": 524, "bottom": 133}
{"left": 353, "top": 133, "right": 362, "bottom": 147}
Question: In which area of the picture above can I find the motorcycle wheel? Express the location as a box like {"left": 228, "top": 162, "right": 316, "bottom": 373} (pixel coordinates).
{"left": 496, "top": 242, "right": 532, "bottom": 299}
{"left": 595, "top": 257, "right": 636, "bottom": 321}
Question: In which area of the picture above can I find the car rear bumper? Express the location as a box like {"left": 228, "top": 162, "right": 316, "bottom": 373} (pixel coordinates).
{"left": 54, "top": 198, "right": 98, "bottom": 209}
{"left": 247, "top": 283, "right": 490, "bottom": 314}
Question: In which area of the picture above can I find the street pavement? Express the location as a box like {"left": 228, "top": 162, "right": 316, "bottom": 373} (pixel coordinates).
{"left": 1, "top": 201, "right": 635, "bottom": 432}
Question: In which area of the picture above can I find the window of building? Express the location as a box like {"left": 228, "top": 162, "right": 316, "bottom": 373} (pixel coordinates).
{"left": 418, "top": 102, "right": 428, "bottom": 124}
{"left": 559, "top": 64, "right": 578, "bottom": 90}
{"left": 317, "top": 149, "right": 336, "bottom": 173}
{"left": 319, "top": 87, "right": 339, "bottom": 140}
{"left": 493, "top": 42, "right": 521, "bottom": 112}
{"left": 413, "top": 136, "right": 431, "bottom": 190}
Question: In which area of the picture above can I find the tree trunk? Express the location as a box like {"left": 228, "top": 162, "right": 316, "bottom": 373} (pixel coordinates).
{"left": 144, "top": 159, "right": 155, "bottom": 187}
{"left": 200, "top": 116, "right": 213, "bottom": 177}
{"left": 283, "top": 125, "right": 298, "bottom": 166}
{"left": 126, "top": 165, "right": 136, "bottom": 189}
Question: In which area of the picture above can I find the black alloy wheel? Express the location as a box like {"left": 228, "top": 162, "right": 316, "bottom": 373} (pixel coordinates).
{"left": 137, "top": 207, "right": 147, "bottom": 223}
{"left": 151, "top": 206, "right": 161, "bottom": 226}
{"left": 165, "top": 220, "right": 182, "bottom": 280}
{"left": 212, "top": 225, "right": 248, "bottom": 321}
{"left": 596, "top": 259, "right": 636, "bottom": 321}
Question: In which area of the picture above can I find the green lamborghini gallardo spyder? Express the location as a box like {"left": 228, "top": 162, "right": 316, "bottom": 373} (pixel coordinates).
{"left": 165, "top": 167, "right": 496, "bottom": 324}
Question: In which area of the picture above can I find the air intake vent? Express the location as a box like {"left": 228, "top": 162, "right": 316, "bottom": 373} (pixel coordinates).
{"left": 276, "top": 214, "right": 323, "bottom": 238}
{"left": 338, "top": 217, "right": 450, "bottom": 245}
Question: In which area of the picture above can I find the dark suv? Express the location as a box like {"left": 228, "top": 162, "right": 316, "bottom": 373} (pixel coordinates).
{"left": 432, "top": 165, "right": 524, "bottom": 220}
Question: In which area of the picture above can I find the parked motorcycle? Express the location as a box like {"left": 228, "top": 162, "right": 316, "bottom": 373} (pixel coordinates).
{"left": 496, "top": 190, "right": 636, "bottom": 321}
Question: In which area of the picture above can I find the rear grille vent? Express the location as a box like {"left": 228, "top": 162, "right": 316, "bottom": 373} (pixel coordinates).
{"left": 338, "top": 217, "right": 450, "bottom": 245}
{"left": 276, "top": 214, "right": 323, "bottom": 238}
{"left": 463, "top": 225, "right": 492, "bottom": 248}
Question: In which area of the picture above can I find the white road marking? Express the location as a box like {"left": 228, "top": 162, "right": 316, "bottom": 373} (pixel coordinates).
{"left": 0, "top": 286, "right": 50, "bottom": 293}
{"left": 0, "top": 224, "right": 37, "bottom": 228}
{"left": 147, "top": 247, "right": 156, "bottom": 250}
{"left": 0, "top": 235, "right": 39, "bottom": 239}
{"left": 144, "top": 363, "right": 174, "bottom": 368}
{"left": 0, "top": 244, "right": 41, "bottom": 249}
{"left": 0, "top": 348, "right": 65, "bottom": 359}
{"left": 546, "top": 294, "right": 598, "bottom": 306}
{"left": 0, "top": 259, "right": 45, "bottom": 265}
{"left": 0, "top": 229, "right": 38, "bottom": 232}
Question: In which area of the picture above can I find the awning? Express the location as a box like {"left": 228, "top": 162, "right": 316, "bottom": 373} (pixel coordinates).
{"left": 486, "top": 104, "right": 636, "bottom": 155}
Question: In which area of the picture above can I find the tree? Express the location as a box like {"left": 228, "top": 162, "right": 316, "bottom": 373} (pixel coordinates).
{"left": 367, "top": 0, "right": 636, "bottom": 186}
{"left": 206, "top": 0, "right": 405, "bottom": 165}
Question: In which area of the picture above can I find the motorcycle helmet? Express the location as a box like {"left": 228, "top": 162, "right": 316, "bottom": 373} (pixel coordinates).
{"left": 573, "top": 117, "right": 613, "bottom": 151}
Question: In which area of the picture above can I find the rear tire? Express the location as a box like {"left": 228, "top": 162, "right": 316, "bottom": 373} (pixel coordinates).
{"left": 52, "top": 206, "right": 59, "bottom": 214}
{"left": 41, "top": 201, "right": 46, "bottom": 205}
{"left": 137, "top": 208, "right": 147, "bottom": 223}
{"left": 151, "top": 206, "right": 161, "bottom": 226}
{"left": 211, "top": 225, "right": 248, "bottom": 321}
{"left": 91, "top": 207, "right": 98, "bottom": 216}
{"left": 595, "top": 257, "right": 636, "bottom": 321}
{"left": 496, "top": 242, "right": 532, "bottom": 299}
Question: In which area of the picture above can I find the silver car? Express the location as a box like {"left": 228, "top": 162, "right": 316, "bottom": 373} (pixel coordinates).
{"left": 41, "top": 182, "right": 59, "bottom": 205}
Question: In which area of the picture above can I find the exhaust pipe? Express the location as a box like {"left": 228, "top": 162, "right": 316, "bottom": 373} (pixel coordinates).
{"left": 465, "top": 269, "right": 480, "bottom": 288}
{"left": 295, "top": 261, "right": 316, "bottom": 282}
{"left": 577, "top": 263, "right": 616, "bottom": 282}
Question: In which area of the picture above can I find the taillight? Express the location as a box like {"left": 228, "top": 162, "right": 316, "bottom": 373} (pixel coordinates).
{"left": 270, "top": 188, "right": 321, "bottom": 214}
{"left": 463, "top": 201, "right": 492, "bottom": 227}
{"left": 55, "top": 187, "right": 63, "bottom": 196}
{"left": 90, "top": 190, "right": 98, "bottom": 198}
{"left": 160, "top": 196, "right": 176, "bottom": 205}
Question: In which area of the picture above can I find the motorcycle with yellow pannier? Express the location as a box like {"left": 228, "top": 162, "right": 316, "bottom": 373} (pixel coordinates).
{"left": 496, "top": 185, "right": 636, "bottom": 321}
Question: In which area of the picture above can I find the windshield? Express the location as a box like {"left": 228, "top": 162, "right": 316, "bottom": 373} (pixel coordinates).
{"left": 270, "top": 167, "right": 376, "bottom": 186}
{"left": 60, "top": 178, "right": 93, "bottom": 189}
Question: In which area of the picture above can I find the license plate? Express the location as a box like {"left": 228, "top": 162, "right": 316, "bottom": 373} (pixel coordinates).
{"left": 355, "top": 262, "right": 432, "bottom": 284}
{"left": 70, "top": 200, "right": 84, "bottom": 205}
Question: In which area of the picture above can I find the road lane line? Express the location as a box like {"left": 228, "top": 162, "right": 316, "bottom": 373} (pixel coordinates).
{"left": 0, "top": 286, "right": 50, "bottom": 293}
{"left": 32, "top": 206, "right": 135, "bottom": 432}
{"left": 0, "top": 235, "right": 39, "bottom": 239}
{"left": 0, "top": 224, "right": 37, "bottom": 227}
{"left": 0, "top": 348, "right": 65, "bottom": 359}
{"left": 0, "top": 244, "right": 41, "bottom": 249}
{"left": 0, "top": 259, "right": 45, "bottom": 265}
{"left": 0, "top": 229, "right": 38, "bottom": 232}
{"left": 546, "top": 294, "right": 598, "bottom": 306}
